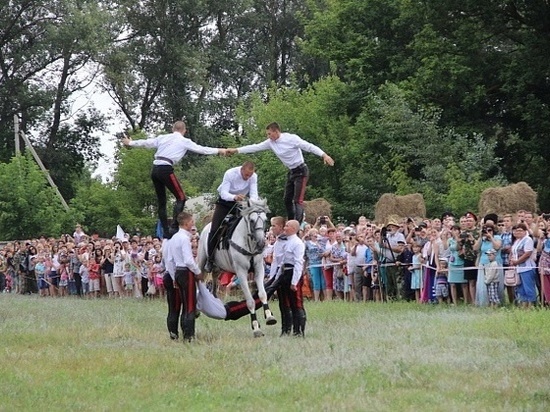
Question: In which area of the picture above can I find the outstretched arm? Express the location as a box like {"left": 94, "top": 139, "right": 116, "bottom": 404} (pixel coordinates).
{"left": 322, "top": 153, "right": 335, "bottom": 166}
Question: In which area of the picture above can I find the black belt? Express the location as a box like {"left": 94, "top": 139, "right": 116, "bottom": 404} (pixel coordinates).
{"left": 175, "top": 266, "right": 189, "bottom": 271}
{"left": 290, "top": 163, "right": 306, "bottom": 173}
{"left": 154, "top": 156, "right": 174, "bottom": 165}
{"left": 283, "top": 264, "right": 294, "bottom": 269}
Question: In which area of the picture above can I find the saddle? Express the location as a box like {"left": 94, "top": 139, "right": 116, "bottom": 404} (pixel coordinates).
{"left": 215, "top": 210, "right": 242, "bottom": 251}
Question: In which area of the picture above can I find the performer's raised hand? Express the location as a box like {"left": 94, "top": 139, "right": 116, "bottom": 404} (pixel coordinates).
{"left": 322, "top": 153, "right": 335, "bottom": 166}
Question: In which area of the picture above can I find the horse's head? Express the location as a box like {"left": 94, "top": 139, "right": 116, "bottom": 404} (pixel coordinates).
{"left": 239, "top": 198, "right": 270, "bottom": 252}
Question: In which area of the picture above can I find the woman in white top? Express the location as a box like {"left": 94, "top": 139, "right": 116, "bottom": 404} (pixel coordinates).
{"left": 509, "top": 223, "right": 537, "bottom": 307}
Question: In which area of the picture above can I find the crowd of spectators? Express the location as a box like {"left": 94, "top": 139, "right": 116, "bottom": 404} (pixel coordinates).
{"left": 2, "top": 209, "right": 550, "bottom": 309}
{"left": 0, "top": 224, "right": 199, "bottom": 299}
{"left": 291, "top": 210, "right": 550, "bottom": 308}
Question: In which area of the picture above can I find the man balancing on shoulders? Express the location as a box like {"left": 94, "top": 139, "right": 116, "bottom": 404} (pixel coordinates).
{"left": 122, "top": 121, "right": 227, "bottom": 238}
{"left": 227, "top": 122, "right": 334, "bottom": 223}
{"left": 204, "top": 161, "right": 258, "bottom": 273}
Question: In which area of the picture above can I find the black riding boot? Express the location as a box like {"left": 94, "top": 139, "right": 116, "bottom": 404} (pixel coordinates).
{"left": 182, "top": 313, "right": 195, "bottom": 342}
{"left": 293, "top": 309, "right": 306, "bottom": 337}
{"left": 280, "top": 308, "right": 292, "bottom": 336}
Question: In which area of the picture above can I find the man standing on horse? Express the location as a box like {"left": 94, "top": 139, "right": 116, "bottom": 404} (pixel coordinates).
{"left": 227, "top": 122, "right": 334, "bottom": 223}
{"left": 122, "top": 121, "right": 227, "bottom": 238}
{"left": 204, "top": 161, "right": 259, "bottom": 273}
{"left": 169, "top": 212, "right": 202, "bottom": 341}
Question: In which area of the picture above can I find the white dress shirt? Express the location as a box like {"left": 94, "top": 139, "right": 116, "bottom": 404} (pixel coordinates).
{"left": 130, "top": 131, "right": 218, "bottom": 166}
{"left": 269, "top": 236, "right": 287, "bottom": 280}
{"left": 169, "top": 228, "right": 200, "bottom": 275}
{"left": 237, "top": 132, "right": 325, "bottom": 169}
{"left": 161, "top": 239, "right": 175, "bottom": 280}
{"left": 217, "top": 166, "right": 259, "bottom": 202}
{"left": 282, "top": 234, "right": 305, "bottom": 287}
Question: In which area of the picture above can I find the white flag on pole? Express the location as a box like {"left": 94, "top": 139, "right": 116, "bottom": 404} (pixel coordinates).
{"left": 116, "top": 225, "right": 125, "bottom": 241}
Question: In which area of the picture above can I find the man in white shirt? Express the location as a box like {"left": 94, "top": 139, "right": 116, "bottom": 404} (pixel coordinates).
{"left": 350, "top": 234, "right": 368, "bottom": 301}
{"left": 122, "top": 121, "right": 226, "bottom": 238}
{"left": 228, "top": 122, "right": 334, "bottom": 223}
{"left": 271, "top": 219, "right": 307, "bottom": 337}
{"left": 161, "top": 238, "right": 179, "bottom": 340}
{"left": 204, "top": 161, "right": 258, "bottom": 273}
{"left": 169, "top": 212, "right": 202, "bottom": 341}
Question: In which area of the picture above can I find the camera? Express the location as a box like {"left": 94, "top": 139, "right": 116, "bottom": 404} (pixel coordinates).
{"left": 459, "top": 232, "right": 469, "bottom": 240}
{"left": 320, "top": 216, "right": 327, "bottom": 224}
{"left": 414, "top": 227, "right": 421, "bottom": 232}
{"left": 481, "top": 228, "right": 487, "bottom": 235}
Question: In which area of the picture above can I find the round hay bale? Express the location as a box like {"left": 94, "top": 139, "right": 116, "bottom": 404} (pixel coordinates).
{"left": 478, "top": 182, "right": 538, "bottom": 217}
{"left": 303, "top": 198, "right": 332, "bottom": 224}
{"left": 374, "top": 193, "right": 426, "bottom": 224}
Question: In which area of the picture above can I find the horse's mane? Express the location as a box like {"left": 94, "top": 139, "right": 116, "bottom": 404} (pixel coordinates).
{"left": 239, "top": 198, "right": 270, "bottom": 216}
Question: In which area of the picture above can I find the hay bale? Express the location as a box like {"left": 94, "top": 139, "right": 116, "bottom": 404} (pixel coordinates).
{"left": 374, "top": 193, "right": 426, "bottom": 224}
{"left": 303, "top": 198, "right": 332, "bottom": 224}
{"left": 478, "top": 182, "right": 538, "bottom": 217}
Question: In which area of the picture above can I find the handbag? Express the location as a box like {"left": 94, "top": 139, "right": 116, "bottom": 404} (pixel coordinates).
{"left": 504, "top": 268, "right": 521, "bottom": 287}
{"left": 334, "top": 265, "right": 344, "bottom": 279}
{"left": 146, "top": 281, "right": 156, "bottom": 295}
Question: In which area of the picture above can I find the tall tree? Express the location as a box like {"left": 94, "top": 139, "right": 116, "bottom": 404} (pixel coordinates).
{"left": 0, "top": 0, "right": 117, "bottom": 200}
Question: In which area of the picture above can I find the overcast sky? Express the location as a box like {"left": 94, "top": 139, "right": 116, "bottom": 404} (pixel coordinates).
{"left": 72, "top": 81, "right": 121, "bottom": 182}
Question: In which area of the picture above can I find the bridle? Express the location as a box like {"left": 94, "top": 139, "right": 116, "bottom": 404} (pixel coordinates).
{"left": 229, "top": 207, "right": 267, "bottom": 257}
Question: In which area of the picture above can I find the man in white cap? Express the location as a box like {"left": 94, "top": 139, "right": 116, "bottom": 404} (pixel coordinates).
{"left": 374, "top": 217, "right": 406, "bottom": 300}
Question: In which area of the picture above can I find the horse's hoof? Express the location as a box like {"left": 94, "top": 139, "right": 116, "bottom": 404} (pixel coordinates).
{"left": 253, "top": 329, "right": 264, "bottom": 338}
{"left": 265, "top": 316, "right": 277, "bottom": 326}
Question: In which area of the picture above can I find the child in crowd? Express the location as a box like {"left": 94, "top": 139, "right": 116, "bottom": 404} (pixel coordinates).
{"left": 410, "top": 243, "right": 423, "bottom": 303}
{"left": 224, "top": 274, "right": 241, "bottom": 299}
{"left": 483, "top": 249, "right": 501, "bottom": 308}
{"left": 123, "top": 263, "right": 134, "bottom": 297}
{"left": 435, "top": 258, "right": 449, "bottom": 304}
{"left": 35, "top": 255, "right": 48, "bottom": 297}
{"left": 58, "top": 259, "right": 69, "bottom": 297}
{"left": 150, "top": 254, "right": 165, "bottom": 298}
{"left": 397, "top": 240, "right": 414, "bottom": 301}
{"left": 88, "top": 255, "right": 101, "bottom": 298}
{"left": 79, "top": 258, "right": 90, "bottom": 297}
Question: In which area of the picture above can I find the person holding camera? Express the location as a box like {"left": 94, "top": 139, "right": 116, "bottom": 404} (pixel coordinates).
{"left": 461, "top": 212, "right": 480, "bottom": 304}
{"left": 473, "top": 222, "right": 502, "bottom": 306}
{"left": 374, "top": 218, "right": 406, "bottom": 300}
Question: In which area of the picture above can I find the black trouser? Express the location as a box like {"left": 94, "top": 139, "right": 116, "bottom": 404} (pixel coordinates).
{"left": 284, "top": 163, "right": 309, "bottom": 223}
{"left": 207, "top": 199, "right": 236, "bottom": 259}
{"left": 151, "top": 165, "right": 186, "bottom": 237}
{"left": 224, "top": 276, "right": 280, "bottom": 321}
{"left": 278, "top": 267, "right": 306, "bottom": 336}
{"left": 163, "top": 273, "right": 181, "bottom": 338}
{"left": 25, "top": 270, "right": 38, "bottom": 294}
{"left": 141, "top": 276, "right": 149, "bottom": 297}
{"left": 175, "top": 268, "right": 197, "bottom": 340}
{"left": 73, "top": 272, "right": 82, "bottom": 296}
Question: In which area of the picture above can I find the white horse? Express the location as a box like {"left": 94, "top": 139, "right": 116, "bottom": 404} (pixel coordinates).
{"left": 197, "top": 198, "right": 276, "bottom": 337}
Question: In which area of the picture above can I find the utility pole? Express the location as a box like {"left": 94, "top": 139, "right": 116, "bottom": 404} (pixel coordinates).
{"left": 14, "top": 114, "right": 20, "bottom": 156}
{"left": 14, "top": 115, "right": 70, "bottom": 211}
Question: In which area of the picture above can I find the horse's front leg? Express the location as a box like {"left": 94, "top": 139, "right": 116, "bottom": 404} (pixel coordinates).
{"left": 235, "top": 267, "right": 264, "bottom": 337}
{"left": 254, "top": 258, "right": 276, "bottom": 326}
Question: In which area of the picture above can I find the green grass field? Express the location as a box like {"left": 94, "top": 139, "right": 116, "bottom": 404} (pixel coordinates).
{"left": 1, "top": 294, "right": 549, "bottom": 411}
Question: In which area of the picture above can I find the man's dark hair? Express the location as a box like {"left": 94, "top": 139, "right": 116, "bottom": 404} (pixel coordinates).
{"left": 266, "top": 122, "right": 280, "bottom": 131}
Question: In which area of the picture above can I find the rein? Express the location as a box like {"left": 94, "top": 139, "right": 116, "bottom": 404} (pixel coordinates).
{"left": 229, "top": 207, "right": 266, "bottom": 257}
